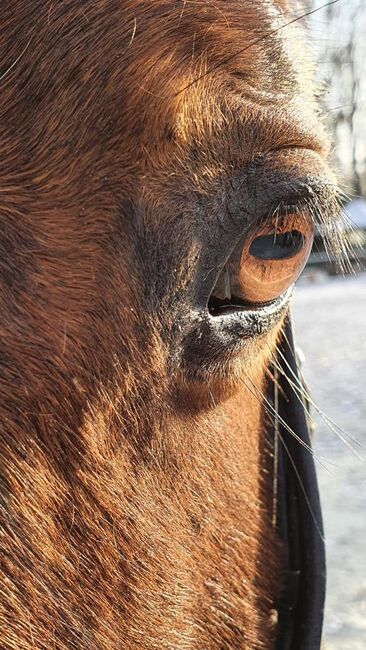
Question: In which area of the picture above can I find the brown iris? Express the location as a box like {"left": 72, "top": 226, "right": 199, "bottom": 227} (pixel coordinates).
{"left": 208, "top": 214, "right": 313, "bottom": 312}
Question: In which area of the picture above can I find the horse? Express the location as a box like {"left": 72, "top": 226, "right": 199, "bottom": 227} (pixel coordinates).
{"left": 0, "top": 2, "right": 343, "bottom": 649}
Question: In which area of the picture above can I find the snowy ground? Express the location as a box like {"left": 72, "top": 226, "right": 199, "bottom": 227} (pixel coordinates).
{"left": 292, "top": 271, "right": 366, "bottom": 650}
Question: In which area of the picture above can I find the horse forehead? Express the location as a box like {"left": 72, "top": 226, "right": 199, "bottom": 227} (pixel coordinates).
{"left": 0, "top": 2, "right": 314, "bottom": 186}
{"left": 122, "top": 1, "right": 308, "bottom": 110}
{"left": 0, "top": 1, "right": 304, "bottom": 109}
{"left": 120, "top": 2, "right": 315, "bottom": 161}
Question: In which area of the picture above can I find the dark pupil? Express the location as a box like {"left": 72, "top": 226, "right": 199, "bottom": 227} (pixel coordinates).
{"left": 249, "top": 230, "right": 304, "bottom": 261}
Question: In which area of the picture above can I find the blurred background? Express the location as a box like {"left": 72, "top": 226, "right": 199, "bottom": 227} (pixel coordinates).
{"left": 293, "top": 2, "right": 366, "bottom": 648}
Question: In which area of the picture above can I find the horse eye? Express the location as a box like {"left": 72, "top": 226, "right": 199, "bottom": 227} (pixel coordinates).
{"left": 231, "top": 216, "right": 314, "bottom": 304}
{"left": 209, "top": 215, "right": 314, "bottom": 312}
{"left": 249, "top": 230, "right": 305, "bottom": 260}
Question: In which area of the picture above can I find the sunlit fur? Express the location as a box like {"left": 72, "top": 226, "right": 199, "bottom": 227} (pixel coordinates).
{"left": 0, "top": 2, "right": 339, "bottom": 649}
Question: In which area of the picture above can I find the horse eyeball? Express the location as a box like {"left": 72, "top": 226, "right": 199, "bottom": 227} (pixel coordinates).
{"left": 229, "top": 216, "right": 314, "bottom": 304}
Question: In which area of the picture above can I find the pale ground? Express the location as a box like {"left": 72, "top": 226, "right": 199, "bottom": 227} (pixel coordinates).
{"left": 292, "top": 271, "right": 366, "bottom": 650}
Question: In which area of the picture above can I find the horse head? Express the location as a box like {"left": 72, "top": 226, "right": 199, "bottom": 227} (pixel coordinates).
{"left": 0, "top": 2, "right": 342, "bottom": 648}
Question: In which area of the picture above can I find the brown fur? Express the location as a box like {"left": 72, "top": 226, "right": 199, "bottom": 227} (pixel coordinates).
{"left": 0, "top": 2, "right": 336, "bottom": 649}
